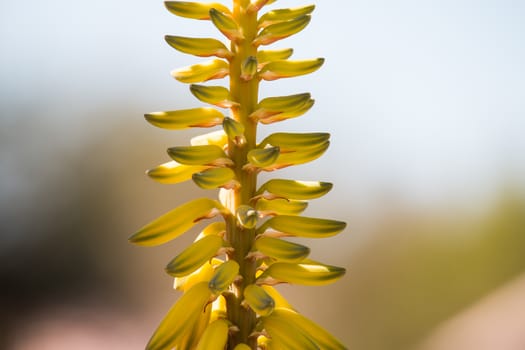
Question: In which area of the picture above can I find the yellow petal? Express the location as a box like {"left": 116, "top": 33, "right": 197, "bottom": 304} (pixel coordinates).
{"left": 259, "top": 132, "right": 329, "bottom": 151}
{"left": 165, "top": 235, "right": 225, "bottom": 277}
{"left": 257, "top": 48, "right": 294, "bottom": 64}
{"left": 164, "top": 1, "right": 231, "bottom": 20}
{"left": 257, "top": 93, "right": 311, "bottom": 112}
{"left": 259, "top": 58, "right": 324, "bottom": 81}
{"left": 258, "top": 5, "right": 315, "bottom": 28}
{"left": 262, "top": 141, "right": 329, "bottom": 171}
{"left": 172, "top": 59, "right": 229, "bottom": 83}
{"left": 255, "top": 198, "right": 308, "bottom": 216}
{"left": 193, "top": 167, "right": 238, "bottom": 189}
{"left": 195, "top": 319, "right": 230, "bottom": 350}
{"left": 145, "top": 107, "right": 224, "bottom": 129}
{"left": 257, "top": 261, "right": 345, "bottom": 286}
{"left": 257, "top": 99, "right": 314, "bottom": 124}
{"left": 190, "top": 84, "right": 236, "bottom": 107}
{"left": 165, "top": 35, "right": 231, "bottom": 58}
{"left": 253, "top": 15, "right": 311, "bottom": 46}
{"left": 210, "top": 294, "right": 227, "bottom": 321}
{"left": 257, "top": 215, "right": 346, "bottom": 238}
{"left": 261, "top": 312, "right": 319, "bottom": 350}
{"left": 174, "top": 258, "right": 222, "bottom": 292}
{"left": 147, "top": 161, "right": 210, "bottom": 185}
{"left": 174, "top": 301, "right": 212, "bottom": 349}
{"left": 129, "top": 198, "right": 224, "bottom": 246}
{"left": 254, "top": 236, "right": 310, "bottom": 262}
{"left": 146, "top": 282, "right": 212, "bottom": 350}
{"left": 167, "top": 144, "right": 232, "bottom": 166}
{"left": 256, "top": 179, "right": 333, "bottom": 200}
{"left": 270, "top": 308, "right": 347, "bottom": 350}
{"left": 191, "top": 130, "right": 228, "bottom": 147}
{"left": 251, "top": 93, "right": 312, "bottom": 123}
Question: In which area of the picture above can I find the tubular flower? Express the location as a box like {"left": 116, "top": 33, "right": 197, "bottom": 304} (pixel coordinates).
{"left": 130, "top": 1, "right": 347, "bottom": 349}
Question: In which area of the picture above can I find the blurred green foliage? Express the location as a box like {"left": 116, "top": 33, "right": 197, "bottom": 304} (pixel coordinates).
{"left": 336, "top": 191, "right": 525, "bottom": 350}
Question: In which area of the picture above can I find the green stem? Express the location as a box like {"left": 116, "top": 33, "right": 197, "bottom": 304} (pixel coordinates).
{"left": 225, "top": 1, "right": 260, "bottom": 349}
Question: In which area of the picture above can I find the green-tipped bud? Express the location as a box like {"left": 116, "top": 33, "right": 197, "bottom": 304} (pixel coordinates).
{"left": 191, "top": 130, "right": 228, "bottom": 147}
{"left": 257, "top": 215, "right": 346, "bottom": 238}
{"left": 241, "top": 56, "right": 258, "bottom": 81}
{"left": 236, "top": 205, "right": 258, "bottom": 229}
{"left": 245, "top": 147, "right": 280, "bottom": 168}
{"left": 258, "top": 5, "right": 316, "bottom": 28}
{"left": 129, "top": 198, "right": 224, "bottom": 246}
{"left": 222, "top": 117, "right": 245, "bottom": 142}
{"left": 166, "top": 235, "right": 225, "bottom": 277}
{"left": 145, "top": 107, "right": 224, "bottom": 130}
{"left": 147, "top": 161, "right": 210, "bottom": 185}
{"left": 257, "top": 261, "right": 346, "bottom": 286}
{"left": 146, "top": 282, "right": 212, "bottom": 350}
{"left": 164, "top": 1, "right": 231, "bottom": 20}
{"left": 209, "top": 8, "right": 242, "bottom": 41}
{"left": 195, "top": 319, "right": 230, "bottom": 350}
{"left": 171, "top": 59, "right": 229, "bottom": 83}
{"left": 257, "top": 179, "right": 333, "bottom": 200}
{"left": 209, "top": 260, "right": 239, "bottom": 294}
{"left": 193, "top": 167, "right": 238, "bottom": 189}
{"left": 190, "top": 85, "right": 236, "bottom": 108}
{"left": 165, "top": 36, "right": 232, "bottom": 59}
{"left": 257, "top": 48, "right": 294, "bottom": 65}
{"left": 243, "top": 284, "right": 275, "bottom": 316}
{"left": 254, "top": 236, "right": 310, "bottom": 262}
{"left": 255, "top": 198, "right": 308, "bottom": 216}
{"left": 167, "top": 145, "right": 232, "bottom": 166}
{"left": 253, "top": 15, "right": 311, "bottom": 46}
{"left": 260, "top": 58, "right": 324, "bottom": 81}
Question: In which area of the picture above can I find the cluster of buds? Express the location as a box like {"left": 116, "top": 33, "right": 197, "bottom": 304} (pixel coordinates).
{"left": 130, "top": 1, "right": 347, "bottom": 349}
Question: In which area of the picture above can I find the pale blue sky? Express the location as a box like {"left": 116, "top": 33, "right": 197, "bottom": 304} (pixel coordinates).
{"left": 1, "top": 0, "right": 524, "bottom": 210}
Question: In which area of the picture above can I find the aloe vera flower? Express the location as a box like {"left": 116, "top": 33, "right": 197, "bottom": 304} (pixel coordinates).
{"left": 130, "top": 1, "right": 347, "bottom": 349}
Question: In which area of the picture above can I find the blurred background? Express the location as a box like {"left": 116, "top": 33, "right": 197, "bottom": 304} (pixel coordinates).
{"left": 1, "top": 0, "right": 524, "bottom": 349}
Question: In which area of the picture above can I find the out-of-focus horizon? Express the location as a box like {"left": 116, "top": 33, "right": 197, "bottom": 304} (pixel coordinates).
{"left": 1, "top": 0, "right": 524, "bottom": 349}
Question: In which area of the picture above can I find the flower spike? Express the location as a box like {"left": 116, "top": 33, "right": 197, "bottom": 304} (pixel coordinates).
{"left": 134, "top": 0, "right": 347, "bottom": 348}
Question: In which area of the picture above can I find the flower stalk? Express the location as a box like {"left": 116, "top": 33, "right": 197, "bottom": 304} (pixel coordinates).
{"left": 130, "top": 1, "right": 347, "bottom": 349}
